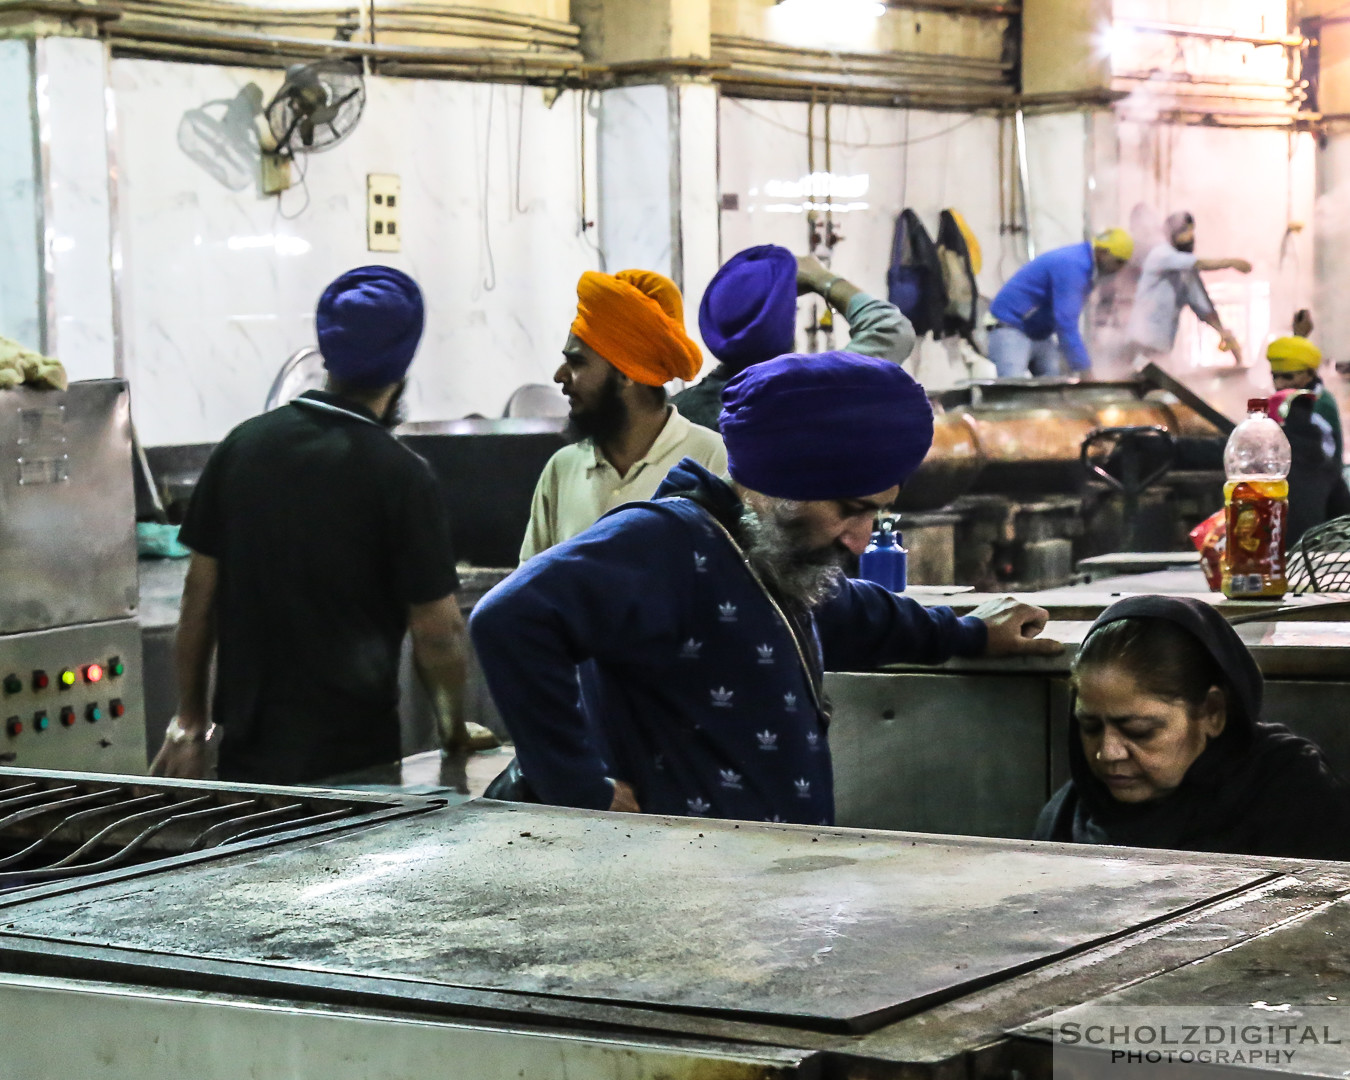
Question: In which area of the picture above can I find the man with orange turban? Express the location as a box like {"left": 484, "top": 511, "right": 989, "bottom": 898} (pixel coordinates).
{"left": 520, "top": 269, "right": 727, "bottom": 560}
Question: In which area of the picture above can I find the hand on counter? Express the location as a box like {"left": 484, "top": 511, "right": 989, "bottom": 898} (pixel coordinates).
{"left": 149, "top": 715, "right": 213, "bottom": 779}
{"left": 609, "top": 779, "right": 641, "bottom": 814}
{"left": 969, "top": 597, "right": 1063, "bottom": 658}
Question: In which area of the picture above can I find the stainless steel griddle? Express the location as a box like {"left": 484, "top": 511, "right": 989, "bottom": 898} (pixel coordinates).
{"left": 0, "top": 782, "right": 1344, "bottom": 1078}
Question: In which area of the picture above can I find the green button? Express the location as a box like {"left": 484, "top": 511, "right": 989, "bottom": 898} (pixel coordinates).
{"left": 111, "top": 662, "right": 125, "bottom": 677}
{"left": 2, "top": 675, "right": 20, "bottom": 695}
{"left": 34, "top": 713, "right": 48, "bottom": 731}
{"left": 86, "top": 706, "right": 102, "bottom": 723}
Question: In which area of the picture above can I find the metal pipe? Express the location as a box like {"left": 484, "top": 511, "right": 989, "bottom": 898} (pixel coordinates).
{"left": 1114, "top": 18, "right": 1303, "bottom": 49}
{"left": 1014, "top": 107, "right": 1034, "bottom": 259}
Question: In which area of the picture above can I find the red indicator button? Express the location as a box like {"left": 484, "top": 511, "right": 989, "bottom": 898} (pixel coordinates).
{"left": 109, "top": 699, "right": 125, "bottom": 718}
{"left": 5, "top": 717, "right": 20, "bottom": 737}
{"left": 32, "top": 671, "right": 49, "bottom": 691}
{"left": 83, "top": 664, "right": 104, "bottom": 684}
{"left": 59, "top": 706, "right": 76, "bottom": 727}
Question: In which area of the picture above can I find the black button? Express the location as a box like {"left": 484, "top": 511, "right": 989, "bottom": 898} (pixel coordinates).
{"left": 59, "top": 706, "right": 76, "bottom": 727}
{"left": 2, "top": 675, "right": 20, "bottom": 695}
{"left": 85, "top": 704, "right": 102, "bottom": 723}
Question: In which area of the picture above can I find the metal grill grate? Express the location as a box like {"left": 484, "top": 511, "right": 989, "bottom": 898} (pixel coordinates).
{"left": 0, "top": 772, "right": 416, "bottom": 893}
{"left": 1288, "top": 515, "right": 1350, "bottom": 594}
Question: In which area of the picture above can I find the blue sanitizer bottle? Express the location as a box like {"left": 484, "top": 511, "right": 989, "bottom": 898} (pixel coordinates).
{"left": 859, "top": 517, "right": 907, "bottom": 592}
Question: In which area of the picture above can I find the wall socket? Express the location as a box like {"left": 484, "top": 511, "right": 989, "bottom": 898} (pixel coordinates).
{"left": 367, "top": 174, "right": 401, "bottom": 252}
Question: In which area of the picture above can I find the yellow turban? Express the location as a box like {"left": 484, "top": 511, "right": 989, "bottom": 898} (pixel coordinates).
{"left": 571, "top": 270, "right": 703, "bottom": 387}
{"left": 1093, "top": 227, "right": 1134, "bottom": 262}
{"left": 1267, "top": 335, "right": 1322, "bottom": 373}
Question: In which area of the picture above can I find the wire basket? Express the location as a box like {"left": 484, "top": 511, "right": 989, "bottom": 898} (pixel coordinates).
{"left": 1287, "top": 515, "right": 1350, "bottom": 593}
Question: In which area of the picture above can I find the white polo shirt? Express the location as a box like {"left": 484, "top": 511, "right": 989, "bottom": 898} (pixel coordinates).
{"left": 519, "top": 408, "right": 728, "bottom": 561}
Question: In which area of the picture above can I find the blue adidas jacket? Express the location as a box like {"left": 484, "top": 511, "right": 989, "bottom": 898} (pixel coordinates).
{"left": 989, "top": 242, "right": 1095, "bottom": 371}
{"left": 469, "top": 459, "right": 988, "bottom": 825}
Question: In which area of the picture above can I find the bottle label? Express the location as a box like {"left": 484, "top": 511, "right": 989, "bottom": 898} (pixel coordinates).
{"left": 1221, "top": 482, "right": 1287, "bottom": 598}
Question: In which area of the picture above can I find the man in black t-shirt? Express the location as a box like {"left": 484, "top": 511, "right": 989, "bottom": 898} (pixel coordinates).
{"left": 150, "top": 266, "right": 475, "bottom": 785}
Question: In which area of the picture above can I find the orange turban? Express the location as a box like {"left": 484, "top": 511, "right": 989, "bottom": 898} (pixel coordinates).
{"left": 571, "top": 269, "right": 704, "bottom": 386}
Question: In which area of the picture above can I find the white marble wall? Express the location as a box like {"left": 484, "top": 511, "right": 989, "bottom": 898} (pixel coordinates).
{"left": 112, "top": 60, "right": 601, "bottom": 445}
{"left": 675, "top": 82, "right": 721, "bottom": 353}
{"left": 1024, "top": 111, "right": 1089, "bottom": 255}
{"left": 0, "top": 40, "right": 41, "bottom": 351}
{"left": 38, "top": 37, "right": 117, "bottom": 380}
{"left": 597, "top": 84, "right": 674, "bottom": 278}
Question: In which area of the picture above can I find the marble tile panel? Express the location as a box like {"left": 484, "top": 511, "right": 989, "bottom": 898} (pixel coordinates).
{"left": 0, "top": 40, "right": 41, "bottom": 350}
{"left": 110, "top": 60, "right": 601, "bottom": 445}
{"left": 676, "top": 82, "right": 720, "bottom": 363}
{"left": 717, "top": 96, "right": 1005, "bottom": 334}
{"left": 597, "top": 84, "right": 674, "bottom": 278}
{"left": 39, "top": 37, "right": 116, "bottom": 379}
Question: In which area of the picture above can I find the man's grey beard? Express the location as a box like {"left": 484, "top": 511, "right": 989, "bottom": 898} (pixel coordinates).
{"left": 739, "top": 502, "right": 847, "bottom": 609}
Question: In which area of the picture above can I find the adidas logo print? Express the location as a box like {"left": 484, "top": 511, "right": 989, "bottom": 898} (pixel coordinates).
{"left": 756, "top": 644, "right": 774, "bottom": 664}
{"left": 686, "top": 797, "right": 710, "bottom": 815}
{"left": 711, "top": 687, "right": 733, "bottom": 708}
{"left": 693, "top": 552, "right": 708, "bottom": 572}
{"left": 783, "top": 692, "right": 797, "bottom": 712}
{"left": 756, "top": 730, "right": 778, "bottom": 750}
{"left": 679, "top": 639, "right": 702, "bottom": 659}
{"left": 718, "top": 601, "right": 737, "bottom": 622}
{"left": 718, "top": 769, "right": 743, "bottom": 790}
{"left": 794, "top": 778, "right": 811, "bottom": 798}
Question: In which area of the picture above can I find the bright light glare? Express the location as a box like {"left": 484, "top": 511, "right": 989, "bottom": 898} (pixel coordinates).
{"left": 768, "top": 0, "right": 884, "bottom": 50}
{"left": 764, "top": 172, "right": 870, "bottom": 200}
{"left": 226, "top": 234, "right": 312, "bottom": 256}
{"left": 1092, "top": 20, "right": 1129, "bottom": 61}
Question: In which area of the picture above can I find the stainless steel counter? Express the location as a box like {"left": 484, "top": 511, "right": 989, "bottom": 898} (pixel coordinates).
{"left": 0, "top": 795, "right": 1345, "bottom": 1078}
{"left": 829, "top": 611, "right": 1350, "bottom": 840}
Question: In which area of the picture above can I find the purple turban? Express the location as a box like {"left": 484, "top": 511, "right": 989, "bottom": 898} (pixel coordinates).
{"left": 698, "top": 245, "right": 798, "bottom": 371}
{"left": 719, "top": 352, "right": 934, "bottom": 499}
{"left": 316, "top": 265, "right": 424, "bottom": 388}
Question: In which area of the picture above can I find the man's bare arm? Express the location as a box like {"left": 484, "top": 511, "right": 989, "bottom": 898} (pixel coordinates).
{"left": 149, "top": 552, "right": 218, "bottom": 778}
{"left": 409, "top": 594, "right": 473, "bottom": 750}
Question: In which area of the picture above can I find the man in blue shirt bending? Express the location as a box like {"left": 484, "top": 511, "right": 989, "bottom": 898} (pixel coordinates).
{"left": 988, "top": 229, "right": 1134, "bottom": 378}
{"left": 470, "top": 352, "right": 1061, "bottom": 826}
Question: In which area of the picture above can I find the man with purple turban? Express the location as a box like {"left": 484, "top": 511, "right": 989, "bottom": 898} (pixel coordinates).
{"left": 152, "top": 266, "right": 488, "bottom": 785}
{"left": 672, "top": 246, "right": 916, "bottom": 432}
{"left": 471, "top": 352, "right": 1059, "bottom": 825}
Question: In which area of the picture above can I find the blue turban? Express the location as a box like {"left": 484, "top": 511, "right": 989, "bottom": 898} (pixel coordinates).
{"left": 720, "top": 352, "right": 934, "bottom": 499}
{"left": 316, "top": 265, "right": 424, "bottom": 388}
{"left": 699, "top": 245, "right": 798, "bottom": 371}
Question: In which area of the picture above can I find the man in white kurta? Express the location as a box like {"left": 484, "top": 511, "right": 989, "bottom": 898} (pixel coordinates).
{"left": 520, "top": 269, "right": 727, "bottom": 561}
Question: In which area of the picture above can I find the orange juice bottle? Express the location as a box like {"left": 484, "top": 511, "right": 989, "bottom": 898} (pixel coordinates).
{"left": 1221, "top": 398, "right": 1291, "bottom": 599}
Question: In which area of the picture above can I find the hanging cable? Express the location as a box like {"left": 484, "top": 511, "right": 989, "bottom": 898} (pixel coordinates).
{"left": 481, "top": 83, "right": 497, "bottom": 291}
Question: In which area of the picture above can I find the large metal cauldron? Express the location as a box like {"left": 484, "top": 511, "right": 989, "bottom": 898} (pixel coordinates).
{"left": 896, "top": 378, "right": 1224, "bottom": 510}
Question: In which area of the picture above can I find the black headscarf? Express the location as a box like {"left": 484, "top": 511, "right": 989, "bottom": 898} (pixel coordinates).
{"left": 1034, "top": 595, "right": 1350, "bottom": 861}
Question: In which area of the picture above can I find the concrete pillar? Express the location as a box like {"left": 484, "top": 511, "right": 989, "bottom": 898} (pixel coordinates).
{"left": 1020, "top": 0, "right": 1112, "bottom": 96}
{"left": 572, "top": 0, "right": 710, "bottom": 63}
{"left": 0, "top": 34, "right": 116, "bottom": 378}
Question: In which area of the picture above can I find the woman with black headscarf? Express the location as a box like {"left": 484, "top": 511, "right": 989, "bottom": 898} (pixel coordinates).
{"left": 1035, "top": 595, "right": 1350, "bottom": 861}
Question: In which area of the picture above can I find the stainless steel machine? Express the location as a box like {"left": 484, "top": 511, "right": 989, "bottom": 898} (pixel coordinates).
{"left": 0, "top": 772, "right": 1343, "bottom": 1079}
{"left": 0, "top": 381, "right": 146, "bottom": 773}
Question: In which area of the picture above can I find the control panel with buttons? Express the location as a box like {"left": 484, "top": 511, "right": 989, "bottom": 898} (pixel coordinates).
{"left": 0, "top": 622, "right": 145, "bottom": 774}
